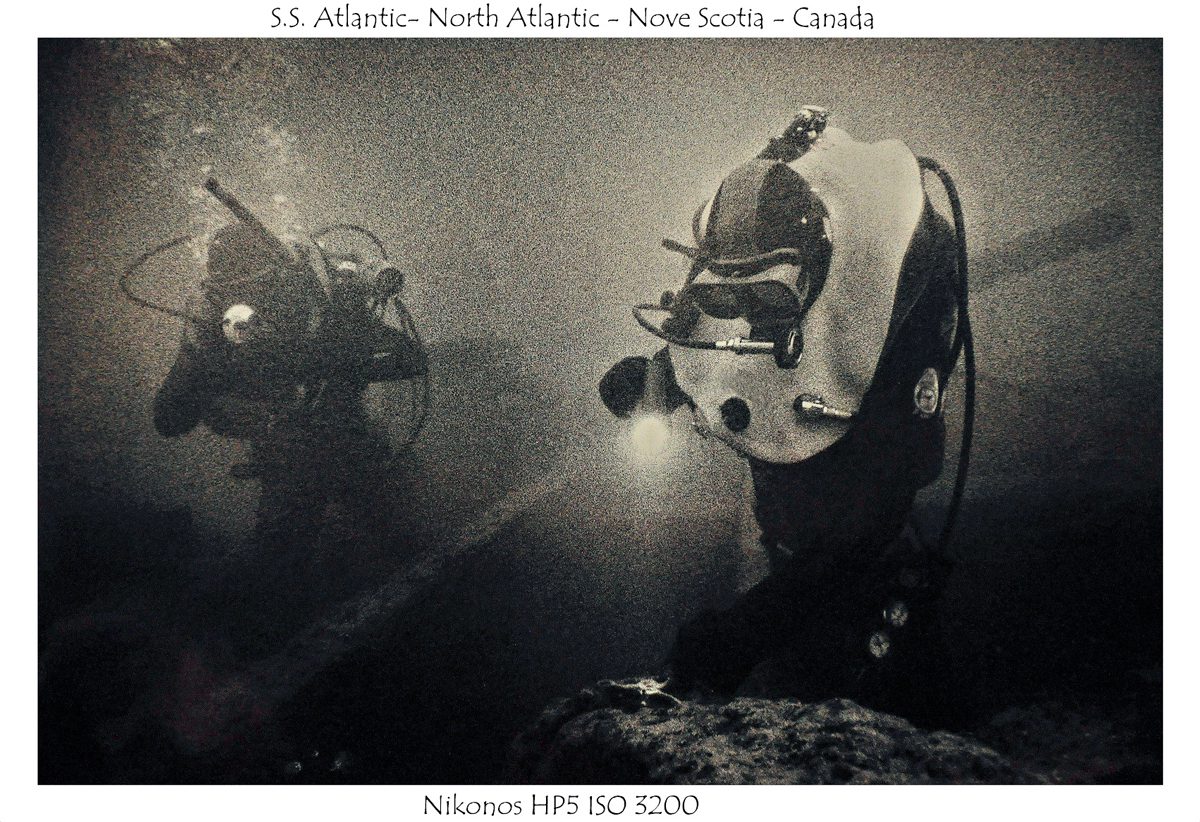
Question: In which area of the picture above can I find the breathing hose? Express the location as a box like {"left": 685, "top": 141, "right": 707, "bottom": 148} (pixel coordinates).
{"left": 918, "top": 156, "right": 976, "bottom": 558}
{"left": 119, "top": 235, "right": 208, "bottom": 324}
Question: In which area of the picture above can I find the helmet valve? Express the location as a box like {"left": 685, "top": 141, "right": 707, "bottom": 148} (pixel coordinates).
{"left": 759, "top": 106, "right": 831, "bottom": 161}
{"left": 713, "top": 337, "right": 776, "bottom": 355}
{"left": 793, "top": 393, "right": 855, "bottom": 422}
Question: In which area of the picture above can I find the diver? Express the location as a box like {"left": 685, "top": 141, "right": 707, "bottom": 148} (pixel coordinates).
{"left": 140, "top": 179, "right": 429, "bottom": 580}
{"left": 599, "top": 108, "right": 974, "bottom": 720}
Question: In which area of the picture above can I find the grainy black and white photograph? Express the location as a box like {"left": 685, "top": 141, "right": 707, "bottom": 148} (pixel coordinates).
{"left": 37, "top": 37, "right": 1162, "bottom": 786}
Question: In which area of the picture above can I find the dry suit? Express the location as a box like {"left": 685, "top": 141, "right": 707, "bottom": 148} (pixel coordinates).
{"left": 154, "top": 223, "right": 427, "bottom": 562}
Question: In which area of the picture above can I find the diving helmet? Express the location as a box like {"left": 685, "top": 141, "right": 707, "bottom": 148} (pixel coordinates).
{"left": 631, "top": 112, "right": 930, "bottom": 463}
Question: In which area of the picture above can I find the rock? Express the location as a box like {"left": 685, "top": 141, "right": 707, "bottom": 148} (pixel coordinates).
{"left": 972, "top": 698, "right": 1162, "bottom": 784}
{"left": 507, "top": 679, "right": 1043, "bottom": 784}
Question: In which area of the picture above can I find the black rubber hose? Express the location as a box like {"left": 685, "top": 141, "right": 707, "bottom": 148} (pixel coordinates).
{"left": 118, "top": 235, "right": 208, "bottom": 324}
{"left": 632, "top": 304, "right": 720, "bottom": 350}
{"left": 391, "top": 297, "right": 432, "bottom": 450}
{"left": 311, "top": 223, "right": 389, "bottom": 259}
{"left": 918, "top": 156, "right": 976, "bottom": 557}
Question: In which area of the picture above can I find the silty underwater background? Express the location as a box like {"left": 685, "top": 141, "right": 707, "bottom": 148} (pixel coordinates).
{"left": 39, "top": 39, "right": 1160, "bottom": 782}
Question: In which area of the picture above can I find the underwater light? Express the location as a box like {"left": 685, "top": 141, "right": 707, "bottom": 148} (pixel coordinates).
{"left": 221, "top": 303, "right": 257, "bottom": 345}
{"left": 630, "top": 414, "right": 670, "bottom": 461}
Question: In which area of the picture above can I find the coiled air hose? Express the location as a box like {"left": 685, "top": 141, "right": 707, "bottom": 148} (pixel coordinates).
{"left": 120, "top": 219, "right": 431, "bottom": 452}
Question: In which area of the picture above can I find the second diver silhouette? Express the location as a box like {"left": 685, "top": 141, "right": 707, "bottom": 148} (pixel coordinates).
{"left": 128, "top": 178, "right": 429, "bottom": 645}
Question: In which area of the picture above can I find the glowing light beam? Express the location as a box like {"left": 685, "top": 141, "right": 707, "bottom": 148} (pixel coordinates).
{"left": 630, "top": 414, "right": 671, "bottom": 461}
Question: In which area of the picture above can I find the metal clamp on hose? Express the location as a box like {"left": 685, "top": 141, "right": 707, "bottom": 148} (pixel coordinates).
{"left": 793, "top": 393, "right": 856, "bottom": 422}
{"left": 632, "top": 305, "right": 803, "bottom": 369}
{"left": 713, "top": 337, "right": 775, "bottom": 354}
